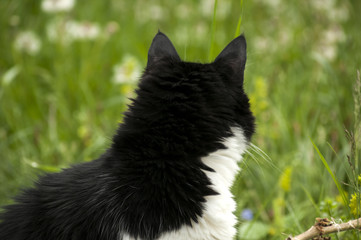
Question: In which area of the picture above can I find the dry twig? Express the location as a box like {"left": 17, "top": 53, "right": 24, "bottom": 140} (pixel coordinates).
{"left": 286, "top": 217, "right": 361, "bottom": 240}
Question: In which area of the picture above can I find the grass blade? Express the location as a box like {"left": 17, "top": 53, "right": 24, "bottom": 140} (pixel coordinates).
{"left": 312, "top": 140, "right": 349, "bottom": 207}
{"left": 234, "top": 0, "right": 244, "bottom": 37}
{"left": 208, "top": 0, "right": 218, "bottom": 62}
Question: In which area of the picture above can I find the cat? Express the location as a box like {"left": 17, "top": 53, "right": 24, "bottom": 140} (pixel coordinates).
{"left": 0, "top": 31, "right": 255, "bottom": 240}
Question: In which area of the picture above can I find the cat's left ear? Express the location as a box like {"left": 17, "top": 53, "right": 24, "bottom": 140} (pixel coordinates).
{"left": 214, "top": 35, "right": 247, "bottom": 81}
{"left": 147, "top": 31, "right": 180, "bottom": 67}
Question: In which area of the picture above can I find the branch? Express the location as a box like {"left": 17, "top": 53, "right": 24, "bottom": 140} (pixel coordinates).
{"left": 286, "top": 217, "right": 361, "bottom": 240}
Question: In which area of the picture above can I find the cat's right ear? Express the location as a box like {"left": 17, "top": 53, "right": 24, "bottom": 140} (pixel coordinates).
{"left": 214, "top": 35, "right": 247, "bottom": 84}
{"left": 147, "top": 31, "right": 181, "bottom": 67}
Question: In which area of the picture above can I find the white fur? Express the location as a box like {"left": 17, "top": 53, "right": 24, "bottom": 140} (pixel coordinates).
{"left": 123, "top": 127, "right": 248, "bottom": 240}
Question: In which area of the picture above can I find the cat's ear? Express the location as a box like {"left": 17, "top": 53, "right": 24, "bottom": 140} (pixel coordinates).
{"left": 214, "top": 35, "right": 247, "bottom": 80}
{"left": 147, "top": 31, "right": 180, "bottom": 67}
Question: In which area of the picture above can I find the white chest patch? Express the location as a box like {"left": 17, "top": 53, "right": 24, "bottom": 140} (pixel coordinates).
{"left": 123, "top": 127, "right": 248, "bottom": 240}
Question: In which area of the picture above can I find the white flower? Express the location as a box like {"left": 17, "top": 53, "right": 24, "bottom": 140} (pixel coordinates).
{"left": 176, "top": 4, "right": 192, "bottom": 19}
{"left": 310, "top": 0, "right": 336, "bottom": 11}
{"left": 279, "top": 30, "right": 291, "bottom": 46}
{"left": 311, "top": 0, "right": 349, "bottom": 23}
{"left": 199, "top": 0, "right": 230, "bottom": 19}
{"left": 314, "top": 43, "right": 337, "bottom": 61}
{"left": 194, "top": 22, "right": 208, "bottom": 41}
{"left": 105, "top": 21, "right": 119, "bottom": 36}
{"left": 322, "top": 26, "right": 346, "bottom": 44}
{"left": 46, "top": 18, "right": 70, "bottom": 44}
{"left": 313, "top": 25, "right": 346, "bottom": 61}
{"left": 149, "top": 5, "right": 164, "bottom": 21}
{"left": 47, "top": 19, "right": 101, "bottom": 44}
{"left": 14, "top": 31, "right": 41, "bottom": 55}
{"left": 258, "top": 0, "right": 281, "bottom": 9}
{"left": 328, "top": 6, "right": 349, "bottom": 22}
{"left": 112, "top": 56, "right": 142, "bottom": 84}
{"left": 254, "top": 37, "right": 272, "bottom": 51}
{"left": 65, "top": 21, "right": 100, "bottom": 40}
{"left": 199, "top": 0, "right": 214, "bottom": 17}
{"left": 135, "top": 3, "right": 166, "bottom": 23}
{"left": 41, "top": 0, "right": 75, "bottom": 13}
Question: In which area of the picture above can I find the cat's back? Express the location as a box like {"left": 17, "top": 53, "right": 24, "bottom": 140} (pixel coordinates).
{"left": 0, "top": 157, "right": 123, "bottom": 240}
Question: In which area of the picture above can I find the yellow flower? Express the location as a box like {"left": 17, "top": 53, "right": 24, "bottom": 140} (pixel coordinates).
{"left": 77, "top": 125, "right": 91, "bottom": 146}
{"left": 274, "top": 197, "right": 285, "bottom": 207}
{"left": 268, "top": 227, "right": 276, "bottom": 236}
{"left": 279, "top": 167, "right": 292, "bottom": 192}
{"left": 249, "top": 76, "right": 268, "bottom": 116}
{"left": 349, "top": 192, "right": 361, "bottom": 216}
{"left": 336, "top": 189, "right": 348, "bottom": 205}
{"left": 77, "top": 125, "right": 89, "bottom": 139}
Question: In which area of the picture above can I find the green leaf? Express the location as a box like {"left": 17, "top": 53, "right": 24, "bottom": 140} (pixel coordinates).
{"left": 238, "top": 221, "right": 270, "bottom": 239}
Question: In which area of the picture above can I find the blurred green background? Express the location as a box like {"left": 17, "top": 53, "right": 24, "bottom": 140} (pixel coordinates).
{"left": 1, "top": 0, "right": 361, "bottom": 239}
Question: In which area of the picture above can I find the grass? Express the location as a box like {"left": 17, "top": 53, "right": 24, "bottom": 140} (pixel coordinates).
{"left": 1, "top": 0, "right": 361, "bottom": 239}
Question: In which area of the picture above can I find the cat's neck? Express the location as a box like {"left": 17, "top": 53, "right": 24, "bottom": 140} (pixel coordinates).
{"left": 201, "top": 127, "right": 247, "bottom": 191}
{"left": 150, "top": 127, "right": 249, "bottom": 240}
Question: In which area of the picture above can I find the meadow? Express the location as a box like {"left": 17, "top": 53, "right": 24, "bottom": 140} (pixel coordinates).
{"left": 1, "top": 0, "right": 361, "bottom": 239}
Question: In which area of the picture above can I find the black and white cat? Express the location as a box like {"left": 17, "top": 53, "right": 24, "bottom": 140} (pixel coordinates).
{"left": 0, "top": 32, "right": 255, "bottom": 240}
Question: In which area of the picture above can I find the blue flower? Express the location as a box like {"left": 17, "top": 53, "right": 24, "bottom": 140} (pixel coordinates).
{"left": 241, "top": 209, "right": 254, "bottom": 221}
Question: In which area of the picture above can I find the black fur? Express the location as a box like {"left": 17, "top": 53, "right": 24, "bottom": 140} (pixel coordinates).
{"left": 0, "top": 32, "right": 255, "bottom": 240}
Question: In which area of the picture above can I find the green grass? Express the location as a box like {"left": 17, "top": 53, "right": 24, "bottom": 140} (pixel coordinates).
{"left": 1, "top": 0, "right": 361, "bottom": 239}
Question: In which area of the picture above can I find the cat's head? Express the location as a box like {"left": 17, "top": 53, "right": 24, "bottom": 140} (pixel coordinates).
{"left": 119, "top": 32, "right": 255, "bottom": 155}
